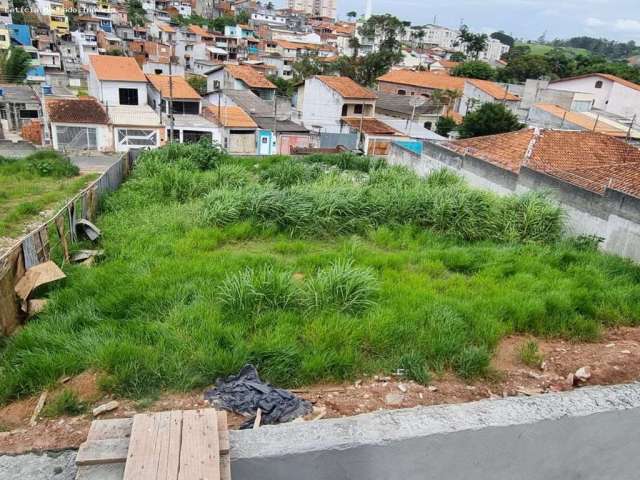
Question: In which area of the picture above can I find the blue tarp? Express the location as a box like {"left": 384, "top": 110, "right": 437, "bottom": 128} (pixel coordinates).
{"left": 393, "top": 140, "right": 423, "bottom": 155}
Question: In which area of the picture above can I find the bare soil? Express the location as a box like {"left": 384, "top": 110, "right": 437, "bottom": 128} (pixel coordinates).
{"left": 2, "top": 327, "right": 640, "bottom": 455}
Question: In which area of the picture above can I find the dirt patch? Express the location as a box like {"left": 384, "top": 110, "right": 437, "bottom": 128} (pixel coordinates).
{"left": 2, "top": 327, "right": 640, "bottom": 454}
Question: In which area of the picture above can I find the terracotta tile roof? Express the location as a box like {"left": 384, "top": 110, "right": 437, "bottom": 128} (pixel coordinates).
{"left": 89, "top": 55, "right": 146, "bottom": 82}
{"left": 277, "top": 39, "right": 319, "bottom": 50}
{"left": 342, "top": 117, "right": 401, "bottom": 135}
{"left": 550, "top": 73, "right": 640, "bottom": 93}
{"left": 188, "top": 25, "right": 212, "bottom": 37}
{"left": 377, "top": 70, "right": 466, "bottom": 91}
{"left": 146, "top": 74, "right": 201, "bottom": 100}
{"left": 439, "top": 60, "right": 460, "bottom": 69}
{"left": 447, "top": 129, "right": 640, "bottom": 197}
{"left": 316, "top": 75, "right": 377, "bottom": 99}
{"left": 225, "top": 65, "right": 276, "bottom": 89}
{"left": 204, "top": 105, "right": 257, "bottom": 128}
{"left": 534, "top": 104, "right": 628, "bottom": 137}
{"left": 467, "top": 79, "right": 519, "bottom": 101}
{"left": 46, "top": 97, "right": 109, "bottom": 124}
{"left": 157, "top": 22, "right": 176, "bottom": 33}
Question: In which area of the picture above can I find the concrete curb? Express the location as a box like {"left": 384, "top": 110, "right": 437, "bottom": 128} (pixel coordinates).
{"left": 230, "top": 383, "right": 640, "bottom": 480}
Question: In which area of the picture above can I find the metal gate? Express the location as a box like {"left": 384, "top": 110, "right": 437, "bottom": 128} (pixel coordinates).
{"left": 56, "top": 126, "right": 97, "bottom": 150}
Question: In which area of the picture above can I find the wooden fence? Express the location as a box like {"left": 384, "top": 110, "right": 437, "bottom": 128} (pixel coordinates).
{"left": 0, "top": 152, "right": 135, "bottom": 336}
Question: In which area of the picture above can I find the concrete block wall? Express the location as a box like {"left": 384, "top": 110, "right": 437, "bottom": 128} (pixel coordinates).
{"left": 229, "top": 383, "right": 640, "bottom": 480}
{"left": 388, "top": 142, "right": 640, "bottom": 262}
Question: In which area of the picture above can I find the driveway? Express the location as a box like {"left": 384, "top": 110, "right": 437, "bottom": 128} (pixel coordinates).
{"left": 70, "top": 153, "right": 122, "bottom": 174}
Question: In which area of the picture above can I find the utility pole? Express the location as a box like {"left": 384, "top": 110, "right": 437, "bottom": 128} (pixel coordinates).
{"left": 358, "top": 101, "right": 365, "bottom": 152}
{"left": 168, "top": 59, "right": 174, "bottom": 142}
{"left": 626, "top": 114, "right": 636, "bottom": 143}
{"left": 273, "top": 95, "right": 278, "bottom": 155}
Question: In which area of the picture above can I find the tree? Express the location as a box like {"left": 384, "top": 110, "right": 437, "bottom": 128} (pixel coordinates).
{"left": 347, "top": 11, "right": 357, "bottom": 21}
{"left": 293, "top": 56, "right": 324, "bottom": 80}
{"left": 490, "top": 31, "right": 515, "bottom": 47}
{"left": 496, "top": 54, "right": 551, "bottom": 82}
{"left": 455, "top": 25, "right": 488, "bottom": 60}
{"left": 451, "top": 60, "right": 496, "bottom": 80}
{"left": 449, "top": 52, "right": 467, "bottom": 62}
{"left": 187, "top": 75, "right": 207, "bottom": 95}
{"left": 358, "top": 14, "right": 406, "bottom": 55}
{"left": 429, "top": 88, "right": 462, "bottom": 115}
{"left": 235, "top": 10, "right": 250, "bottom": 25}
{"left": 543, "top": 49, "right": 576, "bottom": 78}
{"left": 267, "top": 75, "right": 295, "bottom": 97}
{"left": 458, "top": 103, "right": 523, "bottom": 139}
{"left": 266, "top": 1, "right": 274, "bottom": 9}
{"left": 106, "top": 48, "right": 124, "bottom": 56}
{"left": 127, "top": 0, "right": 146, "bottom": 27}
{"left": 348, "top": 37, "right": 361, "bottom": 58}
{"left": 0, "top": 47, "right": 32, "bottom": 83}
{"left": 502, "top": 44, "right": 530, "bottom": 62}
{"left": 435, "top": 116, "right": 457, "bottom": 137}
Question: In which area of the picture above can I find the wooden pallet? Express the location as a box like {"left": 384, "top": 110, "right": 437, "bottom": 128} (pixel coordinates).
{"left": 76, "top": 409, "right": 231, "bottom": 480}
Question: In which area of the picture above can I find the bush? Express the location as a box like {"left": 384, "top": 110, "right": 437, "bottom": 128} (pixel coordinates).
{"left": 42, "top": 389, "right": 86, "bottom": 417}
{"left": 26, "top": 150, "right": 79, "bottom": 177}
{"left": 458, "top": 103, "right": 524, "bottom": 139}
{"left": 518, "top": 340, "right": 543, "bottom": 368}
{"left": 303, "top": 260, "right": 379, "bottom": 314}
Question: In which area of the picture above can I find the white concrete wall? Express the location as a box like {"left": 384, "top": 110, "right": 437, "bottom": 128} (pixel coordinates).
{"left": 301, "top": 77, "right": 343, "bottom": 134}
{"left": 98, "top": 81, "right": 148, "bottom": 107}
{"left": 51, "top": 122, "right": 112, "bottom": 152}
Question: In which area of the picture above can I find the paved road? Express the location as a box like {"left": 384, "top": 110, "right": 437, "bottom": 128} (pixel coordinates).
{"left": 0, "top": 451, "right": 76, "bottom": 480}
{"left": 70, "top": 153, "right": 121, "bottom": 174}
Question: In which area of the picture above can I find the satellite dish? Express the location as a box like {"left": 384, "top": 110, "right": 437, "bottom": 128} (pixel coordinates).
{"left": 409, "top": 96, "right": 427, "bottom": 108}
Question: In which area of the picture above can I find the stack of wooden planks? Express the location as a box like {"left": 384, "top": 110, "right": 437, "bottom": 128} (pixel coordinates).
{"left": 76, "top": 409, "right": 230, "bottom": 480}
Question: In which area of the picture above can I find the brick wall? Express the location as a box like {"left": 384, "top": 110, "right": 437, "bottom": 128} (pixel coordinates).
{"left": 21, "top": 120, "right": 43, "bottom": 145}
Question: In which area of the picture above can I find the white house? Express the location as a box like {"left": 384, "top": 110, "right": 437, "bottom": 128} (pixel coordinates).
{"left": 458, "top": 79, "right": 520, "bottom": 116}
{"left": 548, "top": 73, "right": 640, "bottom": 119}
{"left": 205, "top": 65, "right": 276, "bottom": 101}
{"left": 297, "top": 75, "right": 378, "bottom": 133}
{"left": 46, "top": 97, "right": 112, "bottom": 152}
{"left": 88, "top": 55, "right": 148, "bottom": 107}
{"left": 146, "top": 74, "right": 202, "bottom": 115}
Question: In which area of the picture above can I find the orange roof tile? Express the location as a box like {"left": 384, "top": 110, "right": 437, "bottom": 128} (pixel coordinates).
{"left": 551, "top": 73, "right": 640, "bottom": 93}
{"left": 204, "top": 105, "right": 257, "bottom": 128}
{"left": 89, "top": 55, "right": 146, "bottom": 82}
{"left": 447, "top": 129, "right": 640, "bottom": 197}
{"left": 146, "top": 74, "right": 201, "bottom": 100}
{"left": 466, "top": 79, "right": 519, "bottom": 101}
{"left": 534, "top": 104, "right": 627, "bottom": 137}
{"left": 342, "top": 117, "right": 401, "bottom": 135}
{"left": 157, "top": 22, "right": 176, "bottom": 33}
{"left": 377, "top": 70, "right": 466, "bottom": 91}
{"left": 188, "top": 25, "right": 212, "bottom": 37}
{"left": 225, "top": 64, "right": 276, "bottom": 89}
{"left": 46, "top": 97, "right": 109, "bottom": 124}
{"left": 316, "top": 76, "right": 377, "bottom": 99}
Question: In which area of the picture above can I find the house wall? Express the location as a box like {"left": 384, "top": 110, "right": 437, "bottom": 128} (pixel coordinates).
{"left": 301, "top": 77, "right": 344, "bottom": 133}
{"left": 92, "top": 80, "right": 148, "bottom": 107}
{"left": 459, "top": 83, "right": 519, "bottom": 116}
{"left": 548, "top": 77, "right": 640, "bottom": 118}
{"left": 388, "top": 141, "right": 640, "bottom": 262}
{"left": 51, "top": 122, "right": 112, "bottom": 152}
{"left": 378, "top": 81, "right": 434, "bottom": 97}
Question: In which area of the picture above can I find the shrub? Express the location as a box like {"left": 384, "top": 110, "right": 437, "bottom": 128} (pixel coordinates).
{"left": 518, "top": 340, "right": 543, "bottom": 368}
{"left": 260, "top": 158, "right": 321, "bottom": 187}
{"left": 26, "top": 150, "right": 79, "bottom": 177}
{"left": 42, "top": 389, "right": 86, "bottom": 417}
{"left": 399, "top": 351, "right": 431, "bottom": 385}
{"left": 303, "top": 260, "right": 378, "bottom": 314}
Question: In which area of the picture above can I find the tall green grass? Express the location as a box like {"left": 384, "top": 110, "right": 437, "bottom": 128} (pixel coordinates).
{"left": 0, "top": 146, "right": 638, "bottom": 404}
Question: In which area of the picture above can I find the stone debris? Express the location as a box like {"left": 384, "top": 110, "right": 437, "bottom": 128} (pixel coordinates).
{"left": 574, "top": 366, "right": 592, "bottom": 384}
{"left": 92, "top": 401, "right": 119, "bottom": 417}
{"left": 384, "top": 393, "right": 404, "bottom": 406}
{"left": 397, "top": 384, "right": 407, "bottom": 393}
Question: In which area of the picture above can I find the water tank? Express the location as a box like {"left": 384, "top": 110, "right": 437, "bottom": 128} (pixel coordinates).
{"left": 42, "top": 85, "right": 53, "bottom": 95}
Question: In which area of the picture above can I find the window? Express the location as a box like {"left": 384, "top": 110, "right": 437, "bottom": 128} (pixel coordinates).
{"left": 154, "top": 69, "right": 163, "bottom": 74}
{"left": 595, "top": 80, "right": 603, "bottom": 89}
{"left": 398, "top": 89, "right": 407, "bottom": 95}
{"left": 341, "top": 104, "right": 348, "bottom": 116}
{"left": 0, "top": 35, "right": 5, "bottom": 41}
{"left": 424, "top": 121, "right": 433, "bottom": 130}
{"left": 119, "top": 88, "right": 138, "bottom": 105}
{"left": 117, "top": 129, "right": 157, "bottom": 147}
{"left": 354, "top": 104, "right": 364, "bottom": 115}
{"left": 19, "top": 110, "right": 39, "bottom": 119}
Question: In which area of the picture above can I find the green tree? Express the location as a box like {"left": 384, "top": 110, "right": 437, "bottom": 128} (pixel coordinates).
{"left": 267, "top": 75, "right": 295, "bottom": 97}
{"left": 458, "top": 103, "right": 523, "bottom": 139}
{"left": 236, "top": 10, "right": 250, "bottom": 25}
{"left": 106, "top": 48, "right": 124, "bottom": 56}
{"left": 502, "top": 44, "right": 530, "bottom": 62}
{"left": 127, "top": 0, "right": 146, "bottom": 27}
{"left": 293, "top": 56, "right": 324, "bottom": 80}
{"left": 435, "top": 116, "right": 457, "bottom": 137}
{"left": 187, "top": 75, "right": 207, "bottom": 95}
{"left": 358, "top": 14, "right": 406, "bottom": 55}
{"left": 543, "top": 49, "right": 577, "bottom": 78}
{"left": 450, "top": 52, "right": 467, "bottom": 62}
{"left": 451, "top": 60, "right": 496, "bottom": 80}
{"left": 490, "top": 31, "right": 515, "bottom": 47}
{"left": 496, "top": 54, "right": 551, "bottom": 82}
{"left": 348, "top": 37, "right": 361, "bottom": 58}
{"left": 347, "top": 11, "right": 357, "bottom": 21}
{"left": 0, "top": 47, "right": 32, "bottom": 83}
{"left": 212, "top": 14, "right": 237, "bottom": 31}
{"left": 455, "top": 25, "right": 488, "bottom": 60}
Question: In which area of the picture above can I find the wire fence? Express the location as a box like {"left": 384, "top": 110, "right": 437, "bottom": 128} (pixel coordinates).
{"left": 0, "top": 151, "right": 135, "bottom": 336}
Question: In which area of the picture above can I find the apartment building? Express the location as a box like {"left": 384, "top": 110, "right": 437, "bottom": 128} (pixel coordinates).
{"left": 287, "top": 0, "right": 337, "bottom": 20}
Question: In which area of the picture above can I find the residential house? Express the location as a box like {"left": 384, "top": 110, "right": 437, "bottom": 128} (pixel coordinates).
{"left": 71, "top": 30, "right": 98, "bottom": 64}
{"left": 146, "top": 74, "right": 201, "bottom": 115}
{"left": 206, "top": 65, "right": 276, "bottom": 101}
{"left": 97, "top": 30, "right": 124, "bottom": 54}
{"left": 0, "top": 0, "right": 11, "bottom": 25}
{"left": 254, "top": 116, "right": 311, "bottom": 155}
{"left": 374, "top": 92, "right": 445, "bottom": 138}
{"left": 35, "top": 0, "right": 69, "bottom": 35}
{"left": 88, "top": 55, "right": 148, "bottom": 107}
{"left": 376, "top": 71, "right": 465, "bottom": 107}
{"left": 548, "top": 73, "right": 640, "bottom": 120}
{"left": 458, "top": 79, "right": 520, "bottom": 116}
{"left": 0, "top": 24, "right": 10, "bottom": 50}
{"left": 203, "top": 105, "right": 256, "bottom": 153}
{"left": 0, "top": 84, "right": 41, "bottom": 132}
{"left": 46, "top": 97, "right": 112, "bottom": 151}
{"left": 107, "top": 104, "right": 165, "bottom": 152}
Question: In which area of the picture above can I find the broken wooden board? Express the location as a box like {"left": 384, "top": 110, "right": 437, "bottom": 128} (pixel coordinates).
{"left": 14, "top": 261, "right": 65, "bottom": 302}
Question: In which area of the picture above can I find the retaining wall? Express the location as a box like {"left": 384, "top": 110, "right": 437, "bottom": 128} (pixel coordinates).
{"left": 388, "top": 141, "right": 640, "bottom": 262}
{"left": 229, "top": 383, "right": 640, "bottom": 480}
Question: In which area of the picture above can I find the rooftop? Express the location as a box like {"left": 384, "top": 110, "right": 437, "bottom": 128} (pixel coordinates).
{"left": 533, "top": 104, "right": 639, "bottom": 138}
{"left": 342, "top": 117, "right": 401, "bottom": 136}
{"left": 225, "top": 65, "right": 276, "bottom": 90}
{"left": 146, "top": 74, "right": 201, "bottom": 100}
{"left": 377, "top": 70, "right": 466, "bottom": 91}
{"left": 550, "top": 73, "right": 640, "bottom": 93}
{"left": 89, "top": 55, "right": 146, "bottom": 82}
{"left": 375, "top": 92, "right": 442, "bottom": 116}
{"left": 222, "top": 88, "right": 273, "bottom": 116}
{"left": 107, "top": 105, "right": 162, "bottom": 127}
{"left": 204, "top": 105, "right": 257, "bottom": 128}
{"left": 466, "top": 79, "right": 519, "bottom": 101}
{"left": 316, "top": 76, "right": 377, "bottom": 100}
{"left": 46, "top": 97, "right": 109, "bottom": 124}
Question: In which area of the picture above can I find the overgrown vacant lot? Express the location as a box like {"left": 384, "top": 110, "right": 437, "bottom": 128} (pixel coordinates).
{"left": 0, "top": 152, "right": 95, "bottom": 239}
{"left": 1, "top": 143, "right": 639, "bottom": 404}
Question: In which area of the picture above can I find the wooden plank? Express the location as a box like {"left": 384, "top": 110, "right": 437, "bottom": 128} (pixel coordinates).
{"left": 217, "top": 411, "right": 230, "bottom": 455}
{"left": 217, "top": 410, "right": 231, "bottom": 480}
{"left": 178, "top": 409, "right": 220, "bottom": 480}
{"left": 76, "top": 438, "right": 130, "bottom": 466}
{"left": 123, "top": 413, "right": 160, "bottom": 480}
{"left": 87, "top": 418, "right": 133, "bottom": 441}
{"left": 155, "top": 410, "right": 181, "bottom": 480}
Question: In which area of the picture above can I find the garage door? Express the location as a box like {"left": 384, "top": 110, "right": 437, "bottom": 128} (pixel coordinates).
{"left": 229, "top": 131, "right": 255, "bottom": 154}
{"left": 56, "top": 126, "right": 97, "bottom": 150}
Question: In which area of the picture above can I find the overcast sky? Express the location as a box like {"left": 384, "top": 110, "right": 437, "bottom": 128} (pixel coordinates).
{"left": 324, "top": 0, "right": 640, "bottom": 42}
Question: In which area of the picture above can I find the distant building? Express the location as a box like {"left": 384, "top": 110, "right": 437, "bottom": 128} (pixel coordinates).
{"left": 287, "top": 0, "right": 337, "bottom": 20}
{"left": 459, "top": 79, "right": 520, "bottom": 116}
{"left": 88, "top": 55, "right": 148, "bottom": 107}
